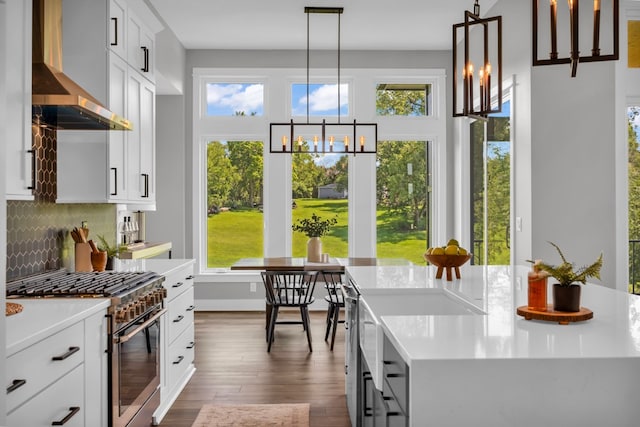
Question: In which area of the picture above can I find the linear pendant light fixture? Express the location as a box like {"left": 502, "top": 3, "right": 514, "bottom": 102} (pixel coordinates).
{"left": 269, "top": 6, "right": 377, "bottom": 154}
{"left": 452, "top": 0, "right": 503, "bottom": 119}
{"left": 532, "top": 0, "right": 619, "bottom": 77}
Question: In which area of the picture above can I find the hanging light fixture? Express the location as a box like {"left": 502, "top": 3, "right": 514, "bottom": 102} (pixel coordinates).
{"left": 269, "top": 7, "right": 377, "bottom": 154}
{"left": 452, "top": 0, "right": 503, "bottom": 119}
{"left": 532, "top": 0, "right": 619, "bottom": 77}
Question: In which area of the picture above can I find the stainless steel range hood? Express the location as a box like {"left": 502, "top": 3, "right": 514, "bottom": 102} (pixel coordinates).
{"left": 31, "top": 0, "right": 132, "bottom": 130}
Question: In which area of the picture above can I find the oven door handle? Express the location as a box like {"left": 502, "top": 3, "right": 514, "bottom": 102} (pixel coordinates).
{"left": 116, "top": 308, "right": 167, "bottom": 344}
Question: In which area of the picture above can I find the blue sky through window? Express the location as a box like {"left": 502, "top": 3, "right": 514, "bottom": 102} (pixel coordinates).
{"left": 291, "top": 83, "right": 349, "bottom": 116}
{"left": 206, "top": 83, "right": 264, "bottom": 116}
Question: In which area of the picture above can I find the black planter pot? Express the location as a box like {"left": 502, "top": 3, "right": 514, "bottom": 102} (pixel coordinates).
{"left": 552, "top": 284, "right": 581, "bottom": 312}
{"left": 106, "top": 257, "right": 115, "bottom": 271}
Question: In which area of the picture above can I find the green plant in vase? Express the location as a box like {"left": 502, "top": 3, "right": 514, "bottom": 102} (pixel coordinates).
{"left": 532, "top": 241, "right": 603, "bottom": 312}
{"left": 292, "top": 213, "right": 337, "bottom": 262}
{"left": 97, "top": 235, "right": 125, "bottom": 270}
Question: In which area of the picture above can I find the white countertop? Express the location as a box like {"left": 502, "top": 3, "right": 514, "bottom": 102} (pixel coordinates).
{"left": 347, "top": 264, "right": 640, "bottom": 362}
{"left": 6, "top": 298, "right": 111, "bottom": 356}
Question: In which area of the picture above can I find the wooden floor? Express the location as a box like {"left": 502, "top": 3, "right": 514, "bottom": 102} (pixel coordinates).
{"left": 158, "top": 310, "right": 351, "bottom": 427}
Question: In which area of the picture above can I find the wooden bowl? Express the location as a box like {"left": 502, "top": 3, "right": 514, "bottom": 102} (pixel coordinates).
{"left": 423, "top": 253, "right": 472, "bottom": 281}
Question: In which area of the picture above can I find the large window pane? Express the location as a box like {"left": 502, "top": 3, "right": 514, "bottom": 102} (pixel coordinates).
{"left": 206, "top": 83, "right": 264, "bottom": 116}
{"left": 376, "top": 141, "right": 431, "bottom": 264}
{"left": 628, "top": 106, "right": 640, "bottom": 293}
{"left": 376, "top": 83, "right": 432, "bottom": 116}
{"left": 292, "top": 152, "right": 348, "bottom": 258}
{"left": 207, "top": 140, "right": 263, "bottom": 268}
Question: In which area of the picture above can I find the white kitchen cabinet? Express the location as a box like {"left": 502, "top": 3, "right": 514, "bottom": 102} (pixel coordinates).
{"left": 127, "top": 7, "right": 156, "bottom": 83}
{"left": 6, "top": 305, "right": 109, "bottom": 427}
{"left": 4, "top": 0, "right": 33, "bottom": 200}
{"left": 57, "top": 0, "right": 159, "bottom": 205}
{"left": 154, "top": 261, "right": 196, "bottom": 425}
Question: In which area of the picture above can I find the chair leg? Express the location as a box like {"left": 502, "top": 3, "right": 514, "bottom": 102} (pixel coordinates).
{"left": 267, "top": 306, "right": 279, "bottom": 352}
{"left": 302, "top": 306, "right": 313, "bottom": 352}
{"left": 300, "top": 306, "right": 307, "bottom": 331}
{"left": 325, "top": 304, "right": 334, "bottom": 342}
{"left": 330, "top": 304, "right": 340, "bottom": 351}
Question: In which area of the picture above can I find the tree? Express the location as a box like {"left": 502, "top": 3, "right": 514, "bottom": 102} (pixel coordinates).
{"left": 206, "top": 141, "right": 235, "bottom": 209}
{"left": 227, "top": 140, "right": 263, "bottom": 207}
{"left": 292, "top": 151, "right": 324, "bottom": 199}
{"left": 376, "top": 88, "right": 427, "bottom": 116}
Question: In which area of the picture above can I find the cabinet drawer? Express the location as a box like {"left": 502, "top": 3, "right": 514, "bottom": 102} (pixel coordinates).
{"left": 164, "top": 267, "right": 194, "bottom": 302}
{"left": 383, "top": 334, "right": 409, "bottom": 416}
{"left": 7, "top": 364, "right": 84, "bottom": 426}
{"left": 383, "top": 379, "right": 408, "bottom": 427}
{"left": 167, "top": 287, "right": 195, "bottom": 344}
{"left": 167, "top": 323, "right": 195, "bottom": 391}
{"left": 6, "top": 321, "right": 84, "bottom": 412}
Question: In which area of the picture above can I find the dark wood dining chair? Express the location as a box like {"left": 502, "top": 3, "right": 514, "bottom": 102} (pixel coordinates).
{"left": 321, "top": 271, "right": 345, "bottom": 351}
{"left": 261, "top": 270, "right": 319, "bottom": 352}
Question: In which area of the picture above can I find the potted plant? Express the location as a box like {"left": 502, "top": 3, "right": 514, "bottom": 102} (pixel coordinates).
{"left": 533, "top": 242, "right": 603, "bottom": 312}
{"left": 292, "top": 213, "right": 337, "bottom": 262}
{"left": 97, "top": 235, "right": 123, "bottom": 270}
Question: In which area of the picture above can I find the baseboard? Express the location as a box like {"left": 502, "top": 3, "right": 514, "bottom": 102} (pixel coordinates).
{"left": 195, "top": 298, "right": 329, "bottom": 311}
{"left": 153, "top": 365, "right": 196, "bottom": 425}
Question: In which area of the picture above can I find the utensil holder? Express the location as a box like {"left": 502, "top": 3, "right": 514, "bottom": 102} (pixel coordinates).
{"left": 75, "top": 243, "right": 92, "bottom": 272}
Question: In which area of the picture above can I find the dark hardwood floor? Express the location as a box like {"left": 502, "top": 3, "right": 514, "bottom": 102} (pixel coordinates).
{"left": 159, "top": 310, "right": 351, "bottom": 427}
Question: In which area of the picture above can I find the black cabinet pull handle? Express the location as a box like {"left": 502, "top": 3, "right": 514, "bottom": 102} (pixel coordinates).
{"left": 141, "top": 173, "right": 149, "bottom": 198}
{"left": 173, "top": 355, "right": 184, "bottom": 365}
{"left": 52, "top": 406, "right": 80, "bottom": 425}
{"left": 186, "top": 341, "right": 195, "bottom": 349}
{"left": 27, "top": 149, "right": 36, "bottom": 191}
{"left": 141, "top": 46, "right": 149, "bottom": 72}
{"left": 110, "top": 167, "right": 118, "bottom": 196}
{"left": 186, "top": 275, "right": 194, "bottom": 280}
{"left": 172, "top": 281, "right": 184, "bottom": 288}
{"left": 52, "top": 346, "right": 80, "bottom": 361}
{"left": 110, "top": 17, "right": 118, "bottom": 46}
{"left": 173, "top": 315, "right": 184, "bottom": 323}
{"left": 186, "top": 305, "right": 195, "bottom": 312}
{"left": 6, "top": 379, "right": 26, "bottom": 394}
{"left": 386, "top": 412, "right": 401, "bottom": 417}
{"left": 385, "top": 373, "right": 402, "bottom": 378}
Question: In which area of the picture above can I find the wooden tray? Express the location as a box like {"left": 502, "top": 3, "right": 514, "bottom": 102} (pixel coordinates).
{"left": 6, "top": 302, "right": 23, "bottom": 316}
{"left": 516, "top": 305, "right": 593, "bottom": 325}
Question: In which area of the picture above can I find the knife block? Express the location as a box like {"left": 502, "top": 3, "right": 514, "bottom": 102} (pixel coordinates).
{"left": 75, "top": 243, "right": 93, "bottom": 272}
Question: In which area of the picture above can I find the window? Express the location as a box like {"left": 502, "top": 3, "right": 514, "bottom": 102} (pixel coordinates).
{"left": 376, "top": 83, "right": 432, "bottom": 116}
{"left": 205, "top": 83, "right": 264, "bottom": 116}
{"left": 291, "top": 83, "right": 349, "bottom": 116}
{"left": 206, "top": 140, "right": 264, "bottom": 268}
{"left": 628, "top": 106, "right": 640, "bottom": 293}
{"left": 376, "top": 141, "right": 431, "bottom": 264}
{"left": 470, "top": 101, "right": 511, "bottom": 265}
{"left": 292, "top": 152, "right": 348, "bottom": 258}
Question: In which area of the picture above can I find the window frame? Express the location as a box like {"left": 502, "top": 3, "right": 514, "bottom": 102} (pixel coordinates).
{"left": 192, "top": 68, "right": 447, "bottom": 277}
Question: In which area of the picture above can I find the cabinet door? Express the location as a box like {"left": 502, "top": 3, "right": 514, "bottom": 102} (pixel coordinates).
{"left": 127, "top": 71, "right": 143, "bottom": 201}
{"left": 5, "top": 0, "right": 33, "bottom": 200}
{"left": 109, "top": 0, "right": 127, "bottom": 60}
{"left": 139, "top": 78, "right": 156, "bottom": 201}
{"left": 127, "top": 10, "right": 155, "bottom": 82}
{"left": 109, "top": 54, "right": 129, "bottom": 201}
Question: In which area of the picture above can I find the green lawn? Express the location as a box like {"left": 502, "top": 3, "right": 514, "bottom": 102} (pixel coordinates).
{"left": 207, "top": 199, "right": 428, "bottom": 267}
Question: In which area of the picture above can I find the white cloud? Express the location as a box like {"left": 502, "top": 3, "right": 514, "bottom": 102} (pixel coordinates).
{"left": 302, "top": 84, "right": 348, "bottom": 113}
{"left": 207, "top": 83, "right": 264, "bottom": 113}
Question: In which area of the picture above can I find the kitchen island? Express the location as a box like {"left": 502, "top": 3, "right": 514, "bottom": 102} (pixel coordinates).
{"left": 347, "top": 264, "right": 640, "bottom": 427}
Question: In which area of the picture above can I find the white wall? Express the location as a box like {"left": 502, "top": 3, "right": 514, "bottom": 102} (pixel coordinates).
{"left": 1, "top": 0, "right": 8, "bottom": 420}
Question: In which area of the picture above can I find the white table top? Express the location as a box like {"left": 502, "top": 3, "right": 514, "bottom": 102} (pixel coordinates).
{"left": 347, "top": 264, "right": 640, "bottom": 363}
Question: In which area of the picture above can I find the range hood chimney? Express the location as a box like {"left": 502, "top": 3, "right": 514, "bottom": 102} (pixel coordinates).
{"left": 31, "top": 0, "right": 132, "bottom": 130}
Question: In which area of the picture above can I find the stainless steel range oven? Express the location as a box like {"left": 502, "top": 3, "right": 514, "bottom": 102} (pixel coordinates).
{"left": 7, "top": 270, "right": 166, "bottom": 427}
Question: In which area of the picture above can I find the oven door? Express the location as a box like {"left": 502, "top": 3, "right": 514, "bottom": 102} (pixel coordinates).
{"left": 112, "top": 308, "right": 166, "bottom": 427}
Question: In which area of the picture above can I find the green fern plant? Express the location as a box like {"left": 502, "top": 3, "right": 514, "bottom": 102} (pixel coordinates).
{"left": 292, "top": 213, "right": 337, "bottom": 238}
{"left": 96, "top": 235, "right": 123, "bottom": 258}
{"left": 531, "top": 242, "right": 603, "bottom": 287}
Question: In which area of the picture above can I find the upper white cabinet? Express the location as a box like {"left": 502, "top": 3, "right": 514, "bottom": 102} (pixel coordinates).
{"left": 5, "top": 0, "right": 34, "bottom": 200}
{"left": 57, "top": 0, "right": 160, "bottom": 205}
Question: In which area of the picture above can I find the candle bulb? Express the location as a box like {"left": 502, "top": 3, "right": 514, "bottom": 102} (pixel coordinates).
{"left": 468, "top": 63, "right": 474, "bottom": 113}
{"left": 593, "top": 0, "right": 601, "bottom": 56}
{"left": 462, "top": 67, "right": 468, "bottom": 114}
{"left": 550, "top": 0, "right": 558, "bottom": 59}
{"left": 329, "top": 136, "right": 334, "bottom": 152}
{"left": 282, "top": 135, "right": 287, "bottom": 152}
{"left": 568, "top": 0, "right": 578, "bottom": 76}
{"left": 479, "top": 68, "right": 485, "bottom": 112}
{"left": 313, "top": 135, "right": 318, "bottom": 152}
{"left": 297, "top": 135, "right": 303, "bottom": 152}
{"left": 360, "top": 136, "right": 365, "bottom": 152}
{"left": 344, "top": 136, "right": 349, "bottom": 152}
{"left": 485, "top": 62, "right": 491, "bottom": 111}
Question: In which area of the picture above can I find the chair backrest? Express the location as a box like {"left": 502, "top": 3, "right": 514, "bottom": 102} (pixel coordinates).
{"left": 261, "top": 270, "right": 318, "bottom": 306}
{"left": 321, "top": 271, "right": 344, "bottom": 305}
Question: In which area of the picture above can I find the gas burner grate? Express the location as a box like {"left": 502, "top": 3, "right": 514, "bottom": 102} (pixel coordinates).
{"left": 6, "top": 270, "right": 162, "bottom": 298}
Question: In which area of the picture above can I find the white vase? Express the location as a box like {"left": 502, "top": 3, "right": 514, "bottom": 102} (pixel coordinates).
{"left": 307, "top": 237, "right": 322, "bottom": 262}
